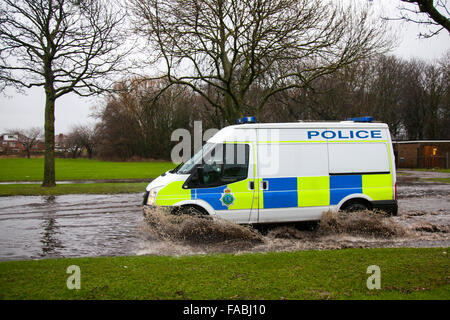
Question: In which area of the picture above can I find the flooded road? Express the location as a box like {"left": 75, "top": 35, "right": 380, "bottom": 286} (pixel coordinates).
{"left": 0, "top": 194, "right": 143, "bottom": 261}
{"left": 0, "top": 170, "right": 448, "bottom": 261}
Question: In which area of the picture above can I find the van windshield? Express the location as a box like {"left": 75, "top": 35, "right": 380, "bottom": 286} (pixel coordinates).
{"left": 176, "top": 143, "right": 216, "bottom": 174}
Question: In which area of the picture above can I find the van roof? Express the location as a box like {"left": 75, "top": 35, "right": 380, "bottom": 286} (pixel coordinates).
{"left": 209, "top": 121, "right": 390, "bottom": 143}
{"left": 231, "top": 121, "right": 388, "bottom": 129}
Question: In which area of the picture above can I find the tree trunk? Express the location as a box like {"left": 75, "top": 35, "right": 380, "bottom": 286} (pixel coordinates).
{"left": 87, "top": 147, "right": 93, "bottom": 159}
{"left": 42, "top": 91, "right": 56, "bottom": 187}
{"left": 72, "top": 147, "right": 78, "bottom": 159}
{"left": 223, "top": 92, "right": 242, "bottom": 124}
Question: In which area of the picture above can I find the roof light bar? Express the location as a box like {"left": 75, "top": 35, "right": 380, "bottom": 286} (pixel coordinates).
{"left": 236, "top": 116, "right": 256, "bottom": 124}
{"left": 346, "top": 116, "right": 373, "bottom": 123}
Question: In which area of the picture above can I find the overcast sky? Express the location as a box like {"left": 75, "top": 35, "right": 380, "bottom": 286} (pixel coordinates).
{"left": 1, "top": 0, "right": 449, "bottom": 135}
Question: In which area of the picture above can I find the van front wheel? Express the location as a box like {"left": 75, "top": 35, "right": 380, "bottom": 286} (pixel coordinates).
{"left": 173, "top": 205, "right": 212, "bottom": 220}
{"left": 342, "top": 201, "right": 370, "bottom": 212}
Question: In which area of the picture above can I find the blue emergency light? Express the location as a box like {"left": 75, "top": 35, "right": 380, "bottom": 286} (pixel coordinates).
{"left": 346, "top": 116, "right": 373, "bottom": 123}
{"left": 236, "top": 116, "right": 256, "bottom": 124}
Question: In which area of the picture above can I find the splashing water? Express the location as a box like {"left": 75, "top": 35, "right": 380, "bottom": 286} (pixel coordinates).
{"left": 317, "top": 210, "right": 407, "bottom": 237}
{"left": 138, "top": 207, "right": 264, "bottom": 255}
{"left": 136, "top": 207, "right": 445, "bottom": 256}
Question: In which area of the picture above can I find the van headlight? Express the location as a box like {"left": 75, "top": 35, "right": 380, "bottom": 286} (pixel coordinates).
{"left": 146, "top": 187, "right": 162, "bottom": 205}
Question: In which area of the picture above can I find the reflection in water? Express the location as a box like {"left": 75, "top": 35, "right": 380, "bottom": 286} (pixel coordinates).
{"left": 40, "top": 217, "right": 64, "bottom": 257}
{"left": 40, "top": 195, "right": 63, "bottom": 257}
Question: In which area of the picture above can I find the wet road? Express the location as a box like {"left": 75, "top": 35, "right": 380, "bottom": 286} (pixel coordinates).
{"left": 0, "top": 171, "right": 448, "bottom": 261}
{"left": 0, "top": 194, "right": 144, "bottom": 261}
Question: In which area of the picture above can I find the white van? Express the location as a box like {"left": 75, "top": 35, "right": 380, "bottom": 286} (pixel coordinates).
{"left": 143, "top": 117, "right": 397, "bottom": 224}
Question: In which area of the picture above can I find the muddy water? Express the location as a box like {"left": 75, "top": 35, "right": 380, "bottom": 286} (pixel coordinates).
{"left": 0, "top": 171, "right": 448, "bottom": 261}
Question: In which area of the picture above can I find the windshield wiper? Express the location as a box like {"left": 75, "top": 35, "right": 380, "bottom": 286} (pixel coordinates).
{"left": 170, "top": 162, "right": 184, "bottom": 174}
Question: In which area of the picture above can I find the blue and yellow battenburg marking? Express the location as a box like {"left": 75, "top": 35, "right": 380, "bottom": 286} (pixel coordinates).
{"left": 155, "top": 174, "right": 393, "bottom": 210}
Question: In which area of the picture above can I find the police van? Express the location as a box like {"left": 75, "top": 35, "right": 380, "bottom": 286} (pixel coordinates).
{"left": 143, "top": 117, "right": 398, "bottom": 224}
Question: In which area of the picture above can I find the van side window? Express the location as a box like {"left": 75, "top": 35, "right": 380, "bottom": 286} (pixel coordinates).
{"left": 328, "top": 143, "right": 390, "bottom": 174}
{"left": 186, "top": 144, "right": 249, "bottom": 188}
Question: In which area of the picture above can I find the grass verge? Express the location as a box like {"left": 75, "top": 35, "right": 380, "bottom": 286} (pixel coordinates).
{"left": 0, "top": 183, "right": 148, "bottom": 196}
{"left": 421, "top": 178, "right": 450, "bottom": 184}
{"left": 409, "top": 168, "right": 450, "bottom": 173}
{"left": 0, "top": 158, "right": 174, "bottom": 181}
{"left": 0, "top": 248, "right": 448, "bottom": 300}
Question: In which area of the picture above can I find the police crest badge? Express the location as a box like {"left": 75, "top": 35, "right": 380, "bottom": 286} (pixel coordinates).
{"left": 220, "top": 187, "right": 235, "bottom": 208}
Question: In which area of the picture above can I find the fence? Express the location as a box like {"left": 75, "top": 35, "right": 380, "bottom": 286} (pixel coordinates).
{"left": 397, "top": 153, "right": 449, "bottom": 169}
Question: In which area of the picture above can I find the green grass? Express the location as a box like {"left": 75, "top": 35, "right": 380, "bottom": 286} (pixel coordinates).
{"left": 0, "top": 158, "right": 175, "bottom": 181}
{"left": 408, "top": 168, "right": 450, "bottom": 173}
{"left": 422, "top": 178, "right": 450, "bottom": 184}
{"left": 0, "top": 182, "right": 148, "bottom": 196}
{"left": 0, "top": 248, "right": 448, "bottom": 300}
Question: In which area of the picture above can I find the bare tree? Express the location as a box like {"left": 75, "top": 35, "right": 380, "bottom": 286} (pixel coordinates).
{"left": 65, "top": 134, "right": 82, "bottom": 159}
{"left": 66, "top": 124, "right": 97, "bottom": 158}
{"left": 438, "top": 51, "right": 450, "bottom": 139}
{"left": 130, "top": 0, "right": 392, "bottom": 123}
{"left": 393, "top": 0, "right": 450, "bottom": 38}
{"left": 8, "top": 127, "right": 42, "bottom": 158}
{"left": 96, "top": 77, "right": 196, "bottom": 160}
{"left": 366, "top": 55, "right": 406, "bottom": 138}
{"left": 0, "top": 0, "right": 128, "bottom": 186}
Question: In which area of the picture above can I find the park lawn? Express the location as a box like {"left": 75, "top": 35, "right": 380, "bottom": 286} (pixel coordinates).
{"left": 0, "top": 158, "right": 175, "bottom": 181}
{"left": 0, "top": 248, "right": 448, "bottom": 300}
{"left": 0, "top": 182, "right": 148, "bottom": 196}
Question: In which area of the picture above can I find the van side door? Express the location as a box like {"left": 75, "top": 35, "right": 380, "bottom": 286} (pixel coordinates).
{"left": 256, "top": 128, "right": 330, "bottom": 223}
{"left": 186, "top": 143, "right": 257, "bottom": 224}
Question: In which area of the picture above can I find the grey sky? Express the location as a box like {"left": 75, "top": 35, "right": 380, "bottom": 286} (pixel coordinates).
{"left": 1, "top": 0, "right": 449, "bottom": 135}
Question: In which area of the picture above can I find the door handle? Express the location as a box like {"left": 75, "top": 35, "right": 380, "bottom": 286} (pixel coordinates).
{"left": 248, "top": 180, "right": 255, "bottom": 190}
{"left": 260, "top": 180, "right": 268, "bottom": 190}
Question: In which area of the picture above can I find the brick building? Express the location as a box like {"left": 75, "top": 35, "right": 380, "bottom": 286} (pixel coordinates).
{"left": 393, "top": 140, "right": 450, "bottom": 169}
{"left": 0, "top": 133, "right": 23, "bottom": 154}
{"left": 55, "top": 133, "right": 67, "bottom": 152}
{"left": 0, "top": 133, "right": 45, "bottom": 156}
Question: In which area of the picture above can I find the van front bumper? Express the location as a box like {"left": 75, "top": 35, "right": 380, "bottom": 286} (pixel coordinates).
{"left": 372, "top": 200, "right": 398, "bottom": 216}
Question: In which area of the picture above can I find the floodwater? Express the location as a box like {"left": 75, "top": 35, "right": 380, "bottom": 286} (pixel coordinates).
{"left": 0, "top": 194, "right": 143, "bottom": 261}
{"left": 0, "top": 171, "right": 448, "bottom": 261}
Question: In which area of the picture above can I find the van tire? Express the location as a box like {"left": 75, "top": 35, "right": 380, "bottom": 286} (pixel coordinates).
{"left": 341, "top": 200, "right": 371, "bottom": 212}
{"left": 175, "top": 205, "right": 212, "bottom": 219}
